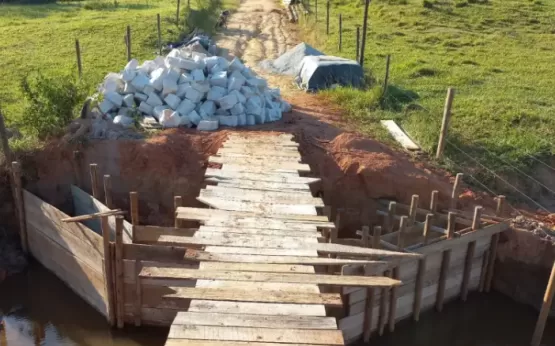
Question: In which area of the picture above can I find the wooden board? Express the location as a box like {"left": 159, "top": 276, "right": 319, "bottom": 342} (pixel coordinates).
{"left": 203, "top": 218, "right": 320, "bottom": 232}
{"left": 209, "top": 156, "right": 310, "bottom": 172}
{"left": 198, "top": 197, "right": 317, "bottom": 216}
{"left": 205, "top": 179, "right": 312, "bottom": 193}
{"left": 172, "top": 312, "right": 337, "bottom": 329}
{"left": 204, "top": 169, "right": 319, "bottom": 184}
{"left": 195, "top": 280, "right": 320, "bottom": 293}
{"left": 217, "top": 150, "right": 302, "bottom": 160}
{"left": 203, "top": 186, "right": 324, "bottom": 206}
{"left": 167, "top": 325, "right": 344, "bottom": 345}
{"left": 133, "top": 226, "right": 196, "bottom": 243}
{"left": 163, "top": 287, "right": 342, "bottom": 306}
{"left": 198, "top": 225, "right": 320, "bottom": 237}
{"left": 140, "top": 267, "right": 401, "bottom": 287}
{"left": 165, "top": 341, "right": 330, "bottom": 346}
{"left": 188, "top": 300, "right": 326, "bottom": 316}
{"left": 380, "top": 120, "right": 420, "bottom": 151}
{"left": 193, "top": 231, "right": 323, "bottom": 243}
{"left": 199, "top": 262, "right": 315, "bottom": 273}
{"left": 71, "top": 185, "right": 133, "bottom": 243}
{"left": 219, "top": 164, "right": 305, "bottom": 174}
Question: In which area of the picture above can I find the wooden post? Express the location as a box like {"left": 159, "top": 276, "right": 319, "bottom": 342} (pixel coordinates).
{"left": 385, "top": 201, "right": 396, "bottom": 233}
{"left": 430, "top": 190, "right": 439, "bottom": 213}
{"left": 531, "top": 260, "right": 555, "bottom": 346}
{"left": 157, "top": 14, "right": 162, "bottom": 55}
{"left": 134, "top": 260, "right": 142, "bottom": 326}
{"left": 382, "top": 55, "right": 391, "bottom": 97}
{"left": 435, "top": 213, "right": 455, "bottom": 312}
{"left": 130, "top": 192, "right": 139, "bottom": 226}
{"left": 486, "top": 195, "right": 505, "bottom": 292}
{"left": 75, "top": 39, "right": 82, "bottom": 79}
{"left": 461, "top": 206, "right": 481, "bottom": 301}
{"left": 359, "top": 0, "right": 371, "bottom": 68}
{"left": 89, "top": 164, "right": 100, "bottom": 199}
{"left": 450, "top": 173, "right": 463, "bottom": 210}
{"left": 103, "top": 175, "right": 113, "bottom": 209}
{"left": 326, "top": 1, "right": 330, "bottom": 35}
{"left": 11, "top": 162, "right": 28, "bottom": 254}
{"left": 0, "top": 110, "right": 12, "bottom": 165}
{"left": 362, "top": 226, "right": 379, "bottom": 342}
{"left": 361, "top": 226, "right": 370, "bottom": 247}
{"left": 126, "top": 26, "right": 132, "bottom": 62}
{"left": 389, "top": 267, "right": 399, "bottom": 332}
{"left": 72, "top": 151, "right": 82, "bottom": 187}
{"left": 423, "top": 213, "right": 433, "bottom": 245}
{"left": 101, "top": 216, "right": 116, "bottom": 326}
{"left": 115, "top": 216, "right": 125, "bottom": 328}
{"left": 176, "top": 0, "right": 181, "bottom": 23}
{"left": 409, "top": 194, "right": 419, "bottom": 226}
{"left": 436, "top": 87, "right": 455, "bottom": 159}
{"left": 338, "top": 14, "right": 342, "bottom": 52}
{"left": 174, "top": 195, "right": 183, "bottom": 228}
{"left": 372, "top": 226, "right": 381, "bottom": 249}
{"left": 356, "top": 26, "right": 360, "bottom": 63}
{"left": 397, "top": 216, "right": 408, "bottom": 249}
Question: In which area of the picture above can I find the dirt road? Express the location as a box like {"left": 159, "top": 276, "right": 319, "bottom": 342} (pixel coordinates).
{"left": 216, "top": 0, "right": 297, "bottom": 67}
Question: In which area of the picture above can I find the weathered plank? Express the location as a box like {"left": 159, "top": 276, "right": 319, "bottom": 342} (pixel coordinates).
{"left": 199, "top": 262, "right": 315, "bottom": 273}
{"left": 165, "top": 341, "right": 326, "bottom": 346}
{"left": 202, "top": 186, "right": 324, "bottom": 206}
{"left": 202, "top": 218, "right": 320, "bottom": 232}
{"left": 167, "top": 325, "right": 344, "bottom": 345}
{"left": 195, "top": 280, "right": 319, "bottom": 293}
{"left": 219, "top": 164, "right": 305, "bottom": 174}
{"left": 380, "top": 120, "right": 420, "bottom": 151}
{"left": 197, "top": 197, "right": 317, "bottom": 216}
{"left": 140, "top": 267, "right": 401, "bottom": 287}
{"left": 172, "top": 312, "right": 337, "bottom": 329}
{"left": 188, "top": 300, "right": 326, "bottom": 316}
{"left": 217, "top": 149, "right": 302, "bottom": 160}
{"left": 163, "top": 287, "right": 343, "bottom": 306}
{"left": 198, "top": 225, "right": 320, "bottom": 237}
{"left": 133, "top": 226, "right": 196, "bottom": 243}
{"left": 205, "top": 179, "right": 312, "bottom": 192}
{"left": 209, "top": 156, "right": 310, "bottom": 172}
{"left": 204, "top": 168, "right": 319, "bottom": 184}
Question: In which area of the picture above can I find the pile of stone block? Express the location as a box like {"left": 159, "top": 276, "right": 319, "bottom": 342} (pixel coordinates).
{"left": 97, "top": 48, "right": 291, "bottom": 131}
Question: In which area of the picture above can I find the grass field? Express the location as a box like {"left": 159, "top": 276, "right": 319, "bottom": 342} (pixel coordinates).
{"left": 0, "top": 0, "right": 236, "bottom": 145}
{"left": 301, "top": 0, "right": 555, "bottom": 190}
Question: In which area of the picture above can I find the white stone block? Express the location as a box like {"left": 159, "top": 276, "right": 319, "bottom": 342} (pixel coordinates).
{"left": 267, "top": 88, "right": 281, "bottom": 99}
{"left": 167, "top": 49, "right": 181, "bottom": 58}
{"left": 150, "top": 67, "right": 166, "bottom": 91}
{"left": 237, "top": 113, "right": 247, "bottom": 126}
{"left": 247, "top": 77, "right": 267, "bottom": 88}
{"left": 164, "top": 94, "right": 181, "bottom": 110}
{"left": 177, "top": 83, "right": 192, "bottom": 98}
{"left": 134, "top": 93, "right": 148, "bottom": 102}
{"left": 118, "top": 107, "right": 130, "bottom": 117}
{"left": 123, "top": 94, "right": 135, "bottom": 108}
{"left": 179, "top": 114, "right": 192, "bottom": 127}
{"left": 207, "top": 86, "right": 227, "bottom": 101}
{"left": 246, "top": 115, "right": 256, "bottom": 126}
{"left": 123, "top": 82, "right": 136, "bottom": 94}
{"left": 153, "top": 105, "right": 170, "bottom": 120}
{"left": 122, "top": 68, "right": 136, "bottom": 82}
{"left": 185, "top": 88, "right": 204, "bottom": 103}
{"left": 229, "top": 57, "right": 244, "bottom": 72}
{"left": 146, "top": 92, "right": 163, "bottom": 107}
{"left": 139, "top": 102, "right": 153, "bottom": 115}
{"left": 204, "top": 56, "right": 219, "bottom": 70}
{"left": 210, "top": 71, "right": 228, "bottom": 88}
{"left": 191, "top": 69, "right": 205, "bottom": 81}
{"left": 104, "top": 91, "right": 123, "bottom": 107}
{"left": 166, "top": 68, "right": 181, "bottom": 83}
{"left": 240, "top": 86, "right": 256, "bottom": 98}
{"left": 113, "top": 115, "right": 134, "bottom": 128}
{"left": 193, "top": 53, "right": 207, "bottom": 70}
{"left": 160, "top": 110, "right": 181, "bottom": 128}
{"left": 228, "top": 75, "right": 245, "bottom": 91}
{"left": 99, "top": 99, "right": 115, "bottom": 114}
{"left": 199, "top": 101, "right": 216, "bottom": 118}
{"left": 154, "top": 56, "right": 166, "bottom": 68}
{"left": 138, "top": 60, "right": 157, "bottom": 75}
{"left": 188, "top": 110, "right": 202, "bottom": 125}
{"left": 197, "top": 120, "right": 218, "bottom": 131}
{"left": 230, "top": 90, "right": 246, "bottom": 104}
{"left": 176, "top": 98, "right": 196, "bottom": 116}
{"left": 230, "top": 102, "right": 245, "bottom": 116}
{"left": 267, "top": 108, "right": 281, "bottom": 122}
{"left": 125, "top": 59, "right": 139, "bottom": 71}
{"left": 218, "top": 115, "right": 238, "bottom": 127}
{"left": 130, "top": 73, "right": 150, "bottom": 91}
{"left": 162, "top": 77, "right": 178, "bottom": 96}
{"left": 281, "top": 100, "right": 292, "bottom": 113}
{"left": 211, "top": 63, "right": 224, "bottom": 75}
{"left": 179, "top": 73, "right": 193, "bottom": 84}
{"left": 218, "top": 92, "right": 238, "bottom": 110}
{"left": 242, "top": 67, "right": 255, "bottom": 79}
{"left": 192, "top": 81, "right": 211, "bottom": 93}
{"left": 102, "top": 73, "right": 124, "bottom": 93}
{"left": 143, "top": 85, "right": 155, "bottom": 96}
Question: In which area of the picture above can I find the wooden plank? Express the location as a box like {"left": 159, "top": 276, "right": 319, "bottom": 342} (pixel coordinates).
{"left": 218, "top": 146, "right": 300, "bottom": 154}
{"left": 205, "top": 179, "right": 312, "bottom": 192}
{"left": 166, "top": 341, "right": 328, "bottom": 346}
{"left": 380, "top": 120, "right": 420, "bottom": 150}
{"left": 133, "top": 225, "right": 197, "bottom": 243}
{"left": 195, "top": 280, "right": 320, "bottom": 293}
{"left": 199, "top": 225, "right": 320, "bottom": 237}
{"left": 201, "top": 188, "right": 324, "bottom": 207}
{"left": 209, "top": 156, "right": 310, "bottom": 172}
{"left": 219, "top": 164, "right": 305, "bottom": 174}
{"left": 71, "top": 185, "right": 133, "bottom": 243}
{"left": 172, "top": 312, "right": 337, "bottom": 329}
{"left": 217, "top": 150, "right": 302, "bottom": 160}
{"left": 176, "top": 207, "right": 334, "bottom": 226}
{"left": 205, "top": 168, "right": 319, "bottom": 184}
{"left": 140, "top": 267, "right": 401, "bottom": 287}
{"left": 194, "top": 230, "right": 324, "bottom": 243}
{"left": 188, "top": 300, "right": 326, "bottom": 316}
{"left": 198, "top": 197, "right": 317, "bottom": 216}
{"left": 61, "top": 209, "right": 124, "bottom": 222}
{"left": 163, "top": 287, "right": 343, "bottom": 306}
{"left": 167, "top": 325, "right": 344, "bottom": 345}
{"left": 205, "top": 246, "right": 317, "bottom": 257}
{"left": 200, "top": 262, "right": 315, "bottom": 273}
{"left": 101, "top": 216, "right": 116, "bottom": 326}
{"left": 115, "top": 217, "right": 125, "bottom": 328}
{"left": 203, "top": 218, "right": 319, "bottom": 232}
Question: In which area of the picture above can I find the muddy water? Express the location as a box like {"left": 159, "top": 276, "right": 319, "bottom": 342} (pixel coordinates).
{"left": 1, "top": 262, "right": 555, "bottom": 346}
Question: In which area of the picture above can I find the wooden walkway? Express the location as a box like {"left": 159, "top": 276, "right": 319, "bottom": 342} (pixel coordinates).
{"left": 144, "top": 134, "right": 412, "bottom": 346}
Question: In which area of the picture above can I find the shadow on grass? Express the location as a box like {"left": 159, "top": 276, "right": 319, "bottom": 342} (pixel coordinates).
{"left": 380, "top": 84, "right": 420, "bottom": 112}
{"left": 0, "top": 1, "right": 82, "bottom": 19}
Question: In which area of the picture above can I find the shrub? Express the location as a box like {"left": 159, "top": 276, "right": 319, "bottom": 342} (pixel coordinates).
{"left": 20, "top": 72, "right": 89, "bottom": 139}
{"left": 422, "top": 0, "right": 434, "bottom": 8}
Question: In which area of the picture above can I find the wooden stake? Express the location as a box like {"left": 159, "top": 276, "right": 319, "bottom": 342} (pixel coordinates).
{"left": 157, "top": 14, "right": 162, "bottom": 55}
{"left": 447, "top": 212, "right": 456, "bottom": 239}
{"left": 359, "top": 0, "right": 371, "bottom": 68}
{"left": 134, "top": 260, "right": 142, "bottom": 326}
{"left": 89, "top": 164, "right": 100, "bottom": 199}
{"left": 126, "top": 25, "right": 131, "bottom": 62}
{"left": 11, "top": 162, "right": 28, "bottom": 254}
{"left": 372, "top": 226, "right": 381, "bottom": 249}
{"left": 450, "top": 173, "right": 463, "bottom": 210}
{"left": 461, "top": 206, "right": 482, "bottom": 301}
{"left": 174, "top": 195, "right": 183, "bottom": 228}
{"left": 397, "top": 216, "right": 408, "bottom": 249}
{"left": 101, "top": 216, "right": 116, "bottom": 326}
{"left": 382, "top": 55, "right": 391, "bottom": 97}
{"left": 62, "top": 209, "right": 124, "bottom": 222}
{"left": 176, "top": 0, "right": 181, "bottom": 23}
{"left": 436, "top": 87, "right": 455, "bottom": 159}
{"left": 338, "top": 14, "right": 342, "bottom": 52}
{"left": 361, "top": 226, "right": 370, "bottom": 247}
{"left": 423, "top": 213, "right": 433, "bottom": 245}
{"left": 326, "top": 1, "right": 330, "bottom": 35}
{"left": 130, "top": 192, "right": 139, "bottom": 226}
{"left": 103, "top": 175, "right": 113, "bottom": 209}
{"left": 115, "top": 216, "right": 125, "bottom": 328}
{"left": 386, "top": 201, "right": 397, "bottom": 233}
{"left": 389, "top": 267, "right": 399, "bottom": 332}
{"left": 409, "top": 194, "right": 419, "bottom": 225}
{"left": 486, "top": 195, "right": 505, "bottom": 292}
{"left": 75, "top": 39, "right": 82, "bottom": 79}
{"left": 0, "top": 110, "right": 13, "bottom": 165}
{"left": 430, "top": 190, "right": 439, "bottom": 213}
{"left": 531, "top": 260, "right": 555, "bottom": 346}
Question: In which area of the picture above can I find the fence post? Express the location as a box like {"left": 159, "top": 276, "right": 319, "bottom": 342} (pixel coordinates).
{"left": 176, "top": 0, "right": 181, "bottom": 23}
{"left": 89, "top": 164, "right": 100, "bottom": 199}
{"left": 11, "top": 162, "right": 28, "bottom": 254}
{"left": 382, "top": 55, "right": 391, "bottom": 97}
{"left": 436, "top": 87, "right": 455, "bottom": 159}
{"left": 338, "top": 14, "right": 342, "bottom": 51}
{"left": 126, "top": 25, "right": 132, "bottom": 62}
{"left": 450, "top": 173, "right": 463, "bottom": 210}
{"left": 326, "top": 1, "right": 330, "bottom": 35}
{"left": 531, "top": 260, "right": 555, "bottom": 346}
{"left": 356, "top": 26, "right": 360, "bottom": 63}
{"left": 75, "top": 39, "right": 83, "bottom": 79}
{"left": 157, "top": 14, "right": 162, "bottom": 55}
{"left": 359, "top": 0, "right": 371, "bottom": 68}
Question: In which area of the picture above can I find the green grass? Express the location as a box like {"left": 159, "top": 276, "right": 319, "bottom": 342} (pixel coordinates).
{"left": 0, "top": 0, "right": 237, "bottom": 145}
{"left": 301, "top": 0, "right": 555, "bottom": 195}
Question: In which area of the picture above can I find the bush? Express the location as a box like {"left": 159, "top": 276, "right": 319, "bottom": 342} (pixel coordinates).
{"left": 422, "top": 0, "right": 434, "bottom": 8}
{"left": 20, "top": 72, "right": 89, "bottom": 139}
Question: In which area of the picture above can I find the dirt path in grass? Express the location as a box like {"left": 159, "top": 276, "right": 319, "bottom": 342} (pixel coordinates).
{"left": 215, "top": 0, "right": 298, "bottom": 68}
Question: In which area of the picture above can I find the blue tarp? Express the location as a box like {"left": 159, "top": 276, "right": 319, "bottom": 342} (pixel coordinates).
{"left": 296, "top": 55, "right": 363, "bottom": 91}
